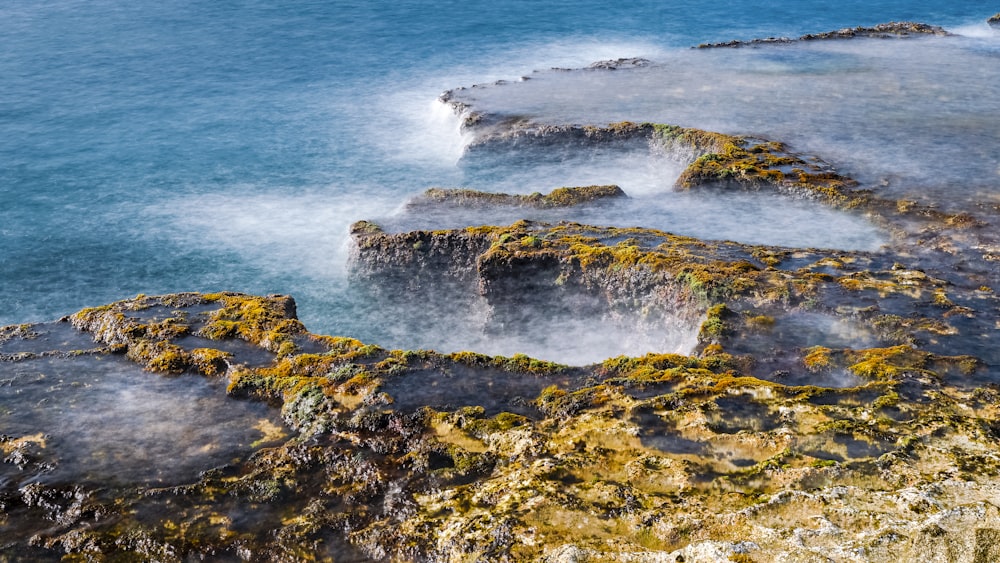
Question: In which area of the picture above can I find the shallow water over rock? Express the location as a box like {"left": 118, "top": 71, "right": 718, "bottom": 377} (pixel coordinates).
{"left": 383, "top": 173, "right": 888, "bottom": 251}
{"left": 0, "top": 321, "right": 288, "bottom": 488}
{"left": 448, "top": 34, "right": 1000, "bottom": 210}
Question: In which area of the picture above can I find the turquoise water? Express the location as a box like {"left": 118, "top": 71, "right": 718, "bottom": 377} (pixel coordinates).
{"left": 1, "top": 1, "right": 994, "bottom": 350}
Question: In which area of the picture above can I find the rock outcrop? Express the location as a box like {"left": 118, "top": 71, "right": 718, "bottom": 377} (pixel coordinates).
{"left": 2, "top": 291, "right": 998, "bottom": 561}
{"left": 587, "top": 57, "right": 652, "bottom": 70}
{"left": 696, "top": 21, "right": 951, "bottom": 49}
{"left": 406, "top": 184, "right": 627, "bottom": 210}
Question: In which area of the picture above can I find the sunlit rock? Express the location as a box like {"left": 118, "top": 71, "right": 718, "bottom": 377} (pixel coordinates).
{"left": 3, "top": 19, "right": 1000, "bottom": 562}
{"left": 0, "top": 288, "right": 997, "bottom": 561}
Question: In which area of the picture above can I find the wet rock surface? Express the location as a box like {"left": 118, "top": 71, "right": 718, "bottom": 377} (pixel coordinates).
{"left": 695, "top": 21, "right": 951, "bottom": 49}
{"left": 587, "top": 57, "right": 653, "bottom": 70}
{"left": 1, "top": 288, "right": 997, "bottom": 561}
{"left": 3, "top": 22, "right": 1000, "bottom": 563}
{"left": 406, "top": 185, "right": 628, "bottom": 210}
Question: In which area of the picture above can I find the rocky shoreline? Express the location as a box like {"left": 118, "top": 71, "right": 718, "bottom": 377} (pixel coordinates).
{"left": 2, "top": 285, "right": 997, "bottom": 561}
{"left": 3, "top": 20, "right": 1000, "bottom": 563}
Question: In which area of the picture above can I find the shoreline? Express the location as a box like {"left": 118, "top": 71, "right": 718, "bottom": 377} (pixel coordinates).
{"left": 3, "top": 18, "right": 1000, "bottom": 562}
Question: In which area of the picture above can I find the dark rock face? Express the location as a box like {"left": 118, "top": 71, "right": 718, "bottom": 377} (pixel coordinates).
{"left": 989, "top": 13, "right": 1000, "bottom": 27}
{"left": 349, "top": 220, "right": 709, "bottom": 348}
{"left": 348, "top": 222, "right": 496, "bottom": 340}
{"left": 462, "top": 121, "right": 656, "bottom": 154}
{"left": 476, "top": 243, "right": 585, "bottom": 330}
{"left": 349, "top": 221, "right": 490, "bottom": 292}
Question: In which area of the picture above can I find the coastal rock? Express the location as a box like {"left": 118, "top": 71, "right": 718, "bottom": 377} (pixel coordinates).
{"left": 406, "top": 184, "right": 628, "bottom": 210}
{"left": 990, "top": 13, "right": 1000, "bottom": 27}
{"left": 588, "top": 57, "right": 652, "bottom": 70}
{"left": 463, "top": 121, "right": 984, "bottom": 242}
{"left": 696, "top": 21, "right": 951, "bottom": 49}
{"left": 2, "top": 291, "right": 998, "bottom": 561}
{"left": 6, "top": 121, "right": 991, "bottom": 561}
{"left": 348, "top": 215, "right": 996, "bottom": 374}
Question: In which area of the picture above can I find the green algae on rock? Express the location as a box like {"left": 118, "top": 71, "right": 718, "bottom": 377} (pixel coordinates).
{"left": 349, "top": 217, "right": 996, "bottom": 367}
{"left": 464, "top": 120, "right": 984, "bottom": 232}
{"left": 407, "top": 185, "right": 627, "bottom": 210}
{"left": 3, "top": 291, "right": 998, "bottom": 561}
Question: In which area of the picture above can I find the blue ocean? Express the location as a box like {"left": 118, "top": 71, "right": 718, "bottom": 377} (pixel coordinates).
{"left": 1, "top": 0, "right": 995, "bottom": 360}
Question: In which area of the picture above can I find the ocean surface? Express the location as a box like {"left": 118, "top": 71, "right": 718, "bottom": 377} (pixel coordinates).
{"left": 2, "top": 0, "right": 996, "bottom": 362}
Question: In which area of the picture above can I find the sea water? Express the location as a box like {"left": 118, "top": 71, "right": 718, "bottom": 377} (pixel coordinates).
{"left": 1, "top": 0, "right": 996, "bottom": 361}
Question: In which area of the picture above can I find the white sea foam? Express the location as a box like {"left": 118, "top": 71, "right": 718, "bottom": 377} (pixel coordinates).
{"left": 952, "top": 21, "right": 1000, "bottom": 39}
{"left": 441, "top": 314, "right": 701, "bottom": 366}
{"left": 444, "top": 36, "right": 1000, "bottom": 210}
{"left": 362, "top": 36, "right": 672, "bottom": 173}
{"left": 489, "top": 37, "right": 672, "bottom": 73}
{"left": 364, "top": 92, "right": 469, "bottom": 168}
{"left": 147, "top": 187, "right": 394, "bottom": 281}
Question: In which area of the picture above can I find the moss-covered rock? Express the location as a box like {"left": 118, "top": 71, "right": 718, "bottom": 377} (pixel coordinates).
{"left": 5, "top": 289, "right": 997, "bottom": 561}
{"left": 407, "top": 185, "right": 627, "bottom": 210}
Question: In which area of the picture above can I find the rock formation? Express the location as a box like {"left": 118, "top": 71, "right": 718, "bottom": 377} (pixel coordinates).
{"left": 3, "top": 21, "right": 1000, "bottom": 562}
{"left": 695, "top": 22, "right": 951, "bottom": 49}
{"left": 2, "top": 287, "right": 997, "bottom": 561}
